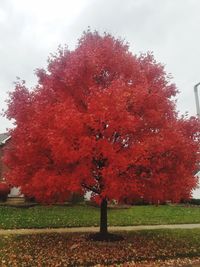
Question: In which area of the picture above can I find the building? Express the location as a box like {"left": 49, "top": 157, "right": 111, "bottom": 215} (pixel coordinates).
{"left": 0, "top": 133, "right": 21, "bottom": 197}
{"left": 0, "top": 133, "right": 10, "bottom": 181}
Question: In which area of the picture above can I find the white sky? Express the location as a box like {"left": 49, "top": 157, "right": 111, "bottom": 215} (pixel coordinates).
{"left": 0, "top": 0, "right": 199, "bottom": 196}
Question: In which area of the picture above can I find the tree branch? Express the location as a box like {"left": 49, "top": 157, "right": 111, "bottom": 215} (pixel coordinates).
{"left": 81, "top": 183, "right": 100, "bottom": 194}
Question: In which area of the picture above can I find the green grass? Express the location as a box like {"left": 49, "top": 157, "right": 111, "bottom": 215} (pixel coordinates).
{"left": 0, "top": 204, "right": 200, "bottom": 229}
{"left": 108, "top": 205, "right": 200, "bottom": 226}
{"left": 0, "top": 205, "right": 99, "bottom": 229}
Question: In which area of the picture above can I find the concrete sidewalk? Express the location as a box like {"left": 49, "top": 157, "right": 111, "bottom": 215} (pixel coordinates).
{"left": 1, "top": 223, "right": 200, "bottom": 235}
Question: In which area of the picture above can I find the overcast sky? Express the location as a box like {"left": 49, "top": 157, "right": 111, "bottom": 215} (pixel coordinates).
{"left": 1, "top": 0, "right": 200, "bottom": 132}
{"left": 0, "top": 0, "right": 200, "bottom": 196}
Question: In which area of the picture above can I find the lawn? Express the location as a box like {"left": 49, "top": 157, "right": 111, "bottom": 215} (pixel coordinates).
{"left": 0, "top": 204, "right": 200, "bottom": 229}
{"left": 1, "top": 229, "right": 200, "bottom": 266}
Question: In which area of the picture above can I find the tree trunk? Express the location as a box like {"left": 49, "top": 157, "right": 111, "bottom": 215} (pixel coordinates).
{"left": 89, "top": 198, "right": 122, "bottom": 241}
{"left": 100, "top": 198, "right": 108, "bottom": 235}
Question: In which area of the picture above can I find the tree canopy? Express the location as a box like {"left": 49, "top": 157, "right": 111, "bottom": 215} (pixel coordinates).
{"left": 4, "top": 31, "right": 200, "bottom": 205}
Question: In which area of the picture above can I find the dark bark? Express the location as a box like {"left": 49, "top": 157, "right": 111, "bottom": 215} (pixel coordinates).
{"left": 100, "top": 198, "right": 108, "bottom": 235}
{"left": 88, "top": 198, "right": 123, "bottom": 241}
{"left": 81, "top": 183, "right": 100, "bottom": 194}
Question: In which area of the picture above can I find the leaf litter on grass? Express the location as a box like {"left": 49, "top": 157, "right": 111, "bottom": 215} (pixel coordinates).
{"left": 1, "top": 230, "right": 200, "bottom": 266}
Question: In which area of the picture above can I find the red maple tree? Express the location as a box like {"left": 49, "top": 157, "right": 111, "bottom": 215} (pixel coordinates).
{"left": 4, "top": 31, "right": 200, "bottom": 237}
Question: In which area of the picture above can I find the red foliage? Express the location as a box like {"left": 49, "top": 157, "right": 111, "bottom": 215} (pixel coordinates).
{"left": 4, "top": 31, "right": 200, "bottom": 204}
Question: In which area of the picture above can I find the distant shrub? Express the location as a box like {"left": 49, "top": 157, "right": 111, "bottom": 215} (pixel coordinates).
{"left": 0, "top": 182, "right": 10, "bottom": 201}
{"left": 180, "top": 198, "right": 200, "bottom": 205}
{"left": 24, "top": 195, "right": 36, "bottom": 203}
{"left": 188, "top": 199, "right": 200, "bottom": 205}
{"left": 85, "top": 200, "right": 99, "bottom": 207}
{"left": 69, "top": 193, "right": 84, "bottom": 204}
